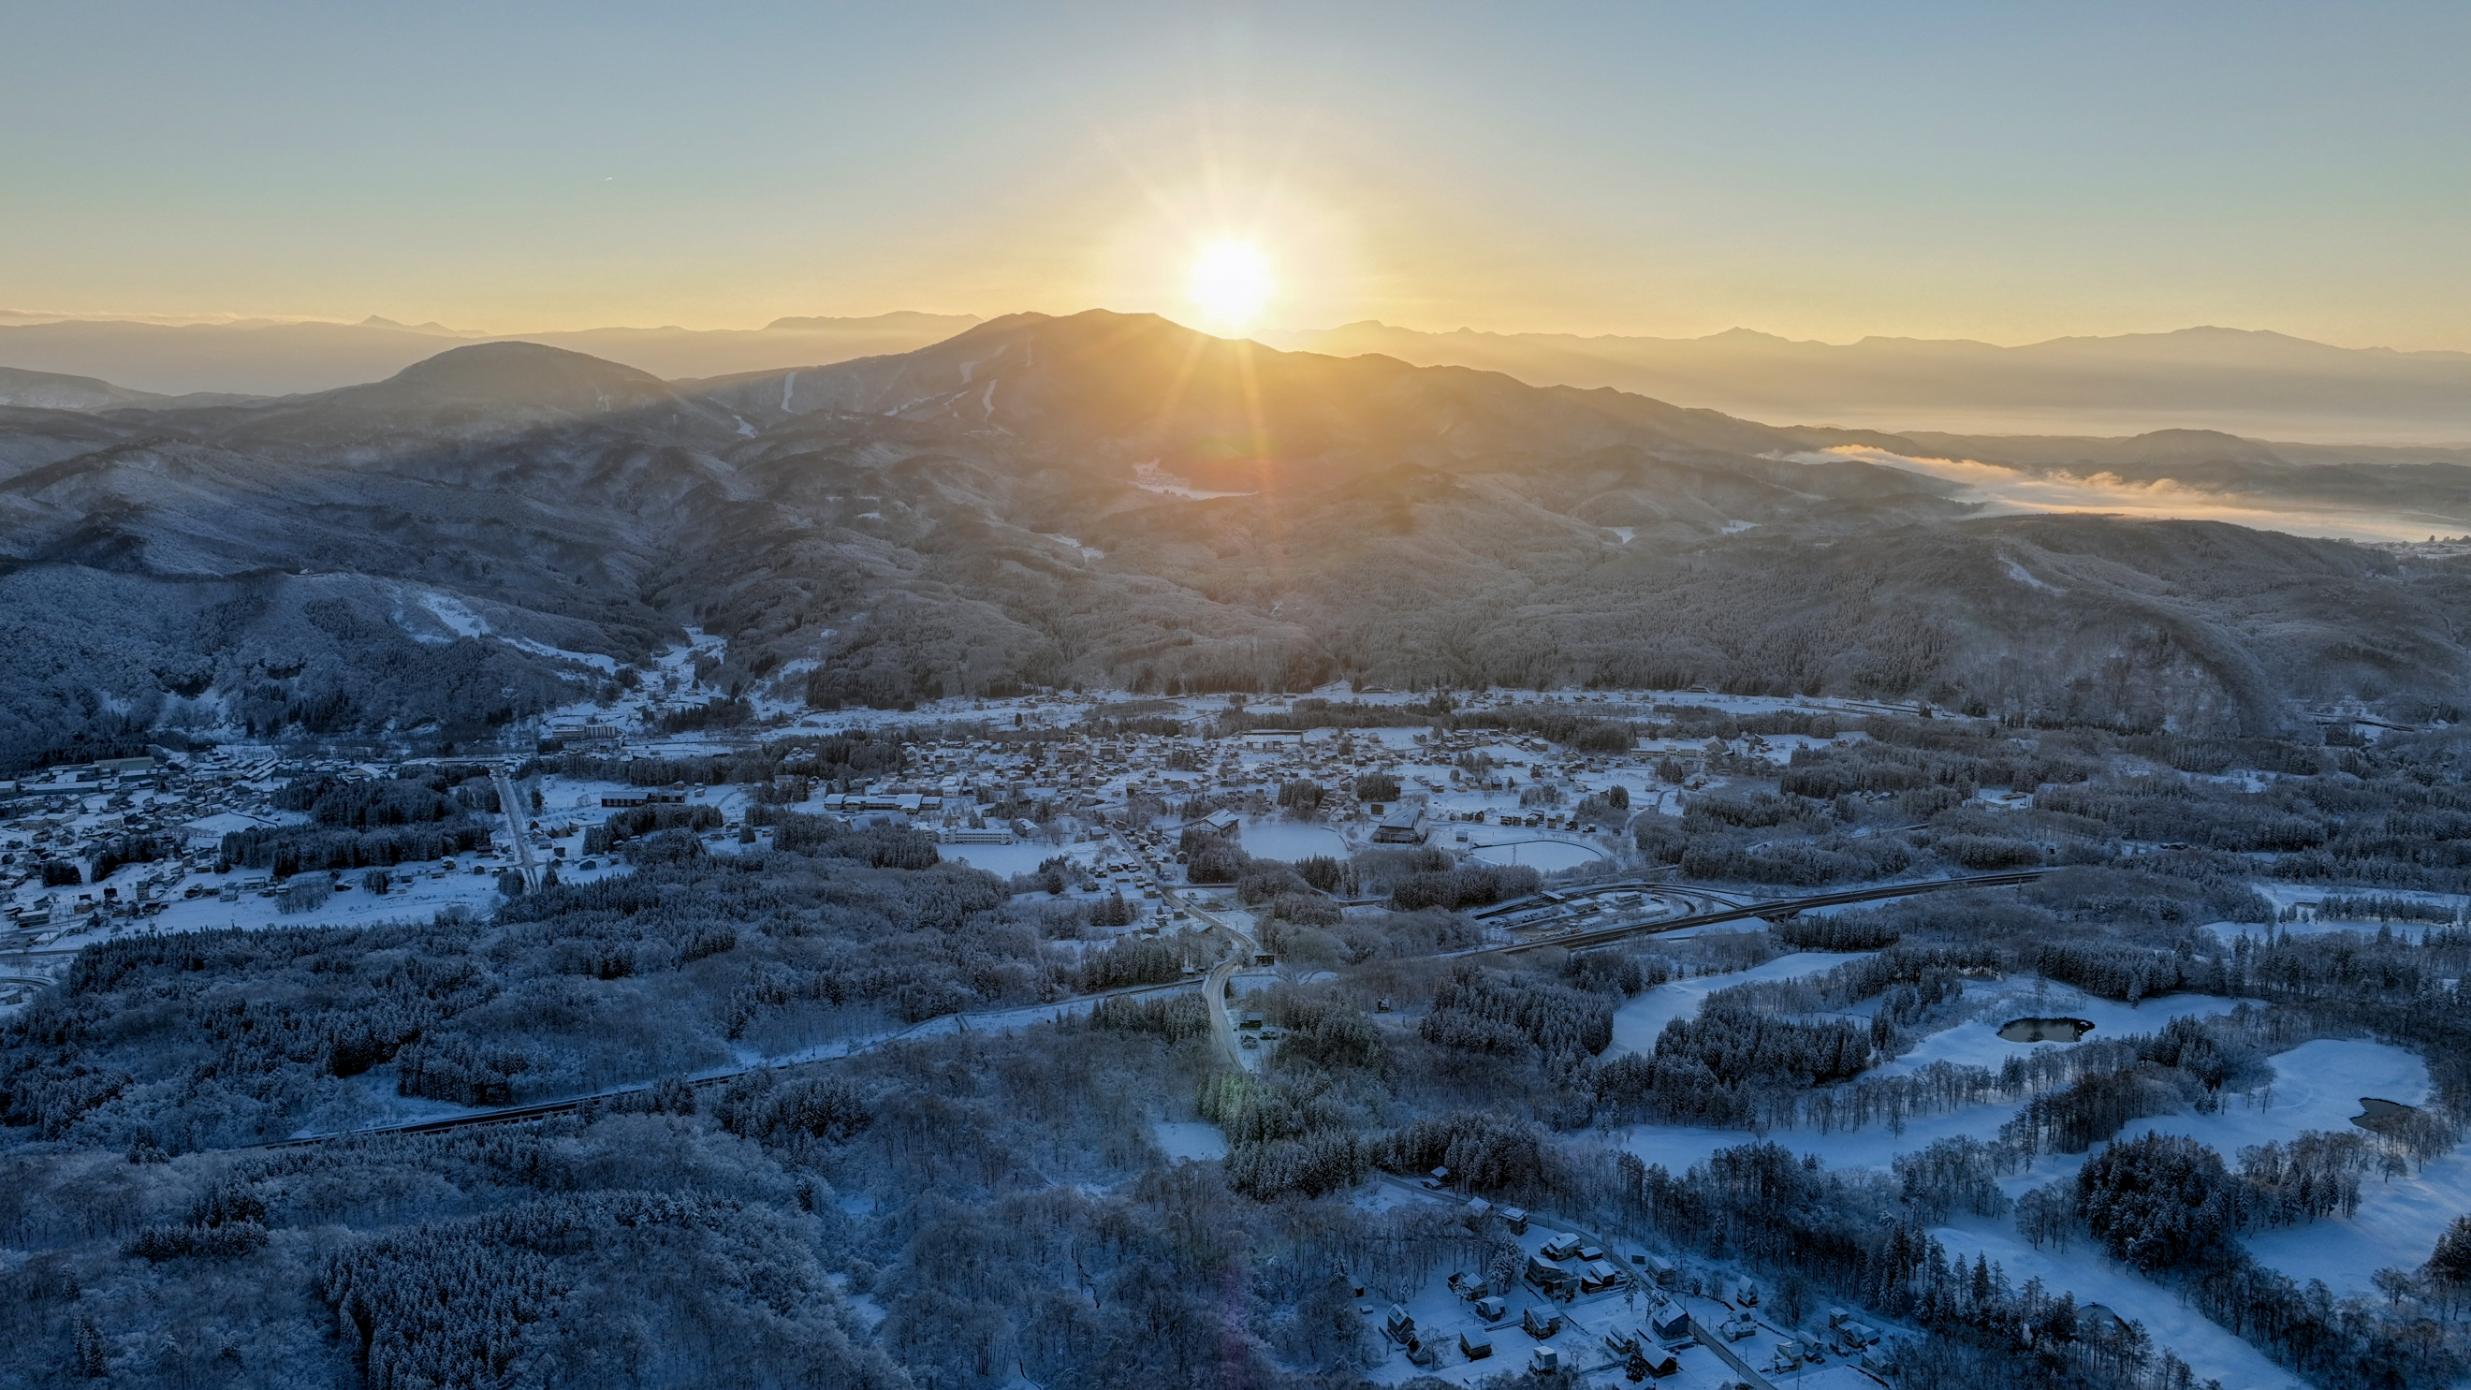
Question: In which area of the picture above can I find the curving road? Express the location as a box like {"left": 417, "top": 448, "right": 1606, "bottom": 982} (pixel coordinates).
{"left": 240, "top": 870, "right": 2044, "bottom": 1147}
{"left": 1480, "top": 870, "right": 2046, "bottom": 957}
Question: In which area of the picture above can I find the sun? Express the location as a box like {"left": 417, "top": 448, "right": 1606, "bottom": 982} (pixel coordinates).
{"left": 1186, "top": 238, "right": 1274, "bottom": 334}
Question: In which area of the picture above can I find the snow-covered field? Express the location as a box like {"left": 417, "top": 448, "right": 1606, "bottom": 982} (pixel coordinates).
{"left": 1466, "top": 837, "right": 1605, "bottom": 872}
{"left": 1871, "top": 977, "right": 2251, "bottom": 1079}
{"left": 935, "top": 840, "right": 1082, "bottom": 876}
{"left": 1934, "top": 1220, "right": 2302, "bottom": 1390}
{"left": 1236, "top": 817, "right": 1348, "bottom": 862}
{"left": 1607, "top": 952, "right": 1869, "bottom": 1057}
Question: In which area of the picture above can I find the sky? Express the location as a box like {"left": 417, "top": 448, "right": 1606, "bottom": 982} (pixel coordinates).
{"left": 7, "top": 1, "right": 2470, "bottom": 347}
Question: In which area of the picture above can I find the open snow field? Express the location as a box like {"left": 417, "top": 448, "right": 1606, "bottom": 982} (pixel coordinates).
{"left": 1934, "top": 1220, "right": 2303, "bottom": 1390}
{"left": 1871, "top": 976, "right": 2252, "bottom": 1079}
{"left": 1607, "top": 951, "right": 1871, "bottom": 1057}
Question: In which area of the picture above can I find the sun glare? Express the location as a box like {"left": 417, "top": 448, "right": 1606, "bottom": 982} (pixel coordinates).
{"left": 1186, "top": 238, "right": 1274, "bottom": 334}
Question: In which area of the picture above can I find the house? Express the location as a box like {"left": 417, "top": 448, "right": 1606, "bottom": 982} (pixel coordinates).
{"left": 1457, "top": 1330, "right": 1492, "bottom": 1361}
{"left": 1373, "top": 798, "right": 1429, "bottom": 844}
{"left": 1527, "top": 1347, "right": 1559, "bottom": 1374}
{"left": 1827, "top": 1309, "right": 1882, "bottom": 1349}
{"left": 1383, "top": 1305, "right": 1415, "bottom": 1344}
{"left": 1474, "top": 1295, "right": 1506, "bottom": 1322}
{"left": 1523, "top": 1256, "right": 1573, "bottom": 1295}
{"left": 1578, "top": 1259, "right": 1621, "bottom": 1294}
{"left": 1601, "top": 1326, "right": 1639, "bottom": 1355}
{"left": 1538, "top": 1234, "right": 1582, "bottom": 1261}
{"left": 1182, "top": 808, "right": 1241, "bottom": 836}
{"left": 1464, "top": 1196, "right": 1491, "bottom": 1220}
{"left": 1647, "top": 1299, "right": 1694, "bottom": 1348}
{"left": 1522, "top": 1305, "right": 1561, "bottom": 1339}
{"left": 1499, "top": 1205, "right": 1529, "bottom": 1234}
{"left": 1421, "top": 1165, "right": 1451, "bottom": 1189}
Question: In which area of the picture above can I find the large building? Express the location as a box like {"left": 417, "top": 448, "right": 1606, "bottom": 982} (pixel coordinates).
{"left": 1373, "top": 797, "right": 1428, "bottom": 845}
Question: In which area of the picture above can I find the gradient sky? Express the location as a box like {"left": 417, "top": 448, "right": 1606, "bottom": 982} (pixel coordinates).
{"left": 8, "top": 1, "right": 2469, "bottom": 346}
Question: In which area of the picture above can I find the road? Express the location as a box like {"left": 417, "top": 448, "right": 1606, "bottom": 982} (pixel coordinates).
{"left": 1111, "top": 829, "right": 1259, "bottom": 1068}
{"left": 1480, "top": 870, "right": 2046, "bottom": 956}
{"left": 252, "top": 973, "right": 1217, "bottom": 1149}
{"left": 237, "top": 864, "right": 2040, "bottom": 1148}
{"left": 491, "top": 767, "right": 544, "bottom": 892}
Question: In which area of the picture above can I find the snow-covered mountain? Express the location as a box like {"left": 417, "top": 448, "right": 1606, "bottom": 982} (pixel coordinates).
{"left": 1, "top": 310, "right": 2466, "bottom": 765}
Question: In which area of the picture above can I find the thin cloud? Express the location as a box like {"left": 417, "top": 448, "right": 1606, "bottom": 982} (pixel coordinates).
{"left": 1787, "top": 444, "right": 2442, "bottom": 544}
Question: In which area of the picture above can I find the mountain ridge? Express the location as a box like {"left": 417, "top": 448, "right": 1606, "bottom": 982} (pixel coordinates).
{"left": 0, "top": 310, "right": 2464, "bottom": 767}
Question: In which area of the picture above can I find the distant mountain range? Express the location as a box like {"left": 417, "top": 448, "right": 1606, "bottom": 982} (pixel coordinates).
{"left": 1, "top": 310, "right": 2465, "bottom": 767}
{"left": 0, "top": 311, "right": 981, "bottom": 397}
{"left": 1278, "top": 322, "right": 2471, "bottom": 444}
{"left": 10, "top": 310, "right": 2471, "bottom": 444}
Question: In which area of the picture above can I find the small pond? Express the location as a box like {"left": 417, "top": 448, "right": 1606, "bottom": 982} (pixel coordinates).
{"left": 2353, "top": 1096, "right": 2422, "bottom": 1134}
{"left": 1997, "top": 1016, "right": 2097, "bottom": 1044}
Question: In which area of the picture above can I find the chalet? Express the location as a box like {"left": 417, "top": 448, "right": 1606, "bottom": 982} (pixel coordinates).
{"left": 1473, "top": 1295, "right": 1506, "bottom": 1322}
{"left": 1457, "top": 1329, "right": 1492, "bottom": 1361}
{"left": 1383, "top": 1305, "right": 1415, "bottom": 1344}
{"left": 1523, "top": 1256, "right": 1573, "bottom": 1296}
{"left": 1522, "top": 1306, "right": 1561, "bottom": 1339}
{"left": 1828, "top": 1308, "right": 1882, "bottom": 1348}
{"left": 1538, "top": 1234, "right": 1582, "bottom": 1262}
{"left": 1577, "top": 1259, "right": 1621, "bottom": 1294}
{"left": 1646, "top": 1300, "right": 1693, "bottom": 1348}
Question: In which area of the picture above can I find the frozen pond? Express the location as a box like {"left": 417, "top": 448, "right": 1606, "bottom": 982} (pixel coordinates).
{"left": 1997, "top": 1016, "right": 2096, "bottom": 1043}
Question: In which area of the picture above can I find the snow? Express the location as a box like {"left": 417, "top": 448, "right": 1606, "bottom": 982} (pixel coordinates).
{"left": 935, "top": 840, "right": 1080, "bottom": 877}
{"left": 419, "top": 591, "right": 492, "bottom": 639}
{"left": 2002, "top": 558, "right": 2063, "bottom": 593}
{"left": 2118, "top": 1038, "right": 2429, "bottom": 1161}
{"left": 1870, "top": 979, "right": 2249, "bottom": 1080}
{"left": 1935, "top": 1220, "right": 2302, "bottom": 1390}
{"left": 1467, "top": 838, "right": 1604, "bottom": 872}
{"left": 1151, "top": 1119, "right": 1227, "bottom": 1162}
{"left": 1608, "top": 952, "right": 1870, "bottom": 1057}
{"left": 1719, "top": 520, "right": 1759, "bottom": 535}
{"left": 1235, "top": 817, "right": 1348, "bottom": 863}
{"left": 1131, "top": 461, "right": 1255, "bottom": 500}
{"left": 780, "top": 371, "right": 796, "bottom": 411}
{"left": 1606, "top": 526, "right": 1637, "bottom": 544}
{"left": 2247, "top": 1145, "right": 2471, "bottom": 1299}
